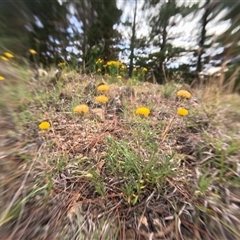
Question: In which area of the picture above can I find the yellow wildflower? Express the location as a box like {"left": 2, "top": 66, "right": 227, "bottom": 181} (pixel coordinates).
{"left": 117, "top": 75, "right": 122, "bottom": 79}
{"left": 177, "top": 108, "right": 188, "bottom": 116}
{"left": 133, "top": 67, "right": 137, "bottom": 72}
{"left": 95, "top": 58, "right": 103, "bottom": 64}
{"left": 29, "top": 49, "right": 37, "bottom": 55}
{"left": 95, "top": 95, "right": 109, "bottom": 103}
{"left": 97, "top": 68, "right": 101, "bottom": 72}
{"left": 73, "top": 104, "right": 89, "bottom": 114}
{"left": 58, "top": 62, "right": 66, "bottom": 67}
{"left": 106, "top": 60, "right": 122, "bottom": 67}
{"left": 142, "top": 67, "right": 147, "bottom": 72}
{"left": 135, "top": 107, "right": 150, "bottom": 117}
{"left": 97, "top": 84, "right": 110, "bottom": 92}
{"left": 39, "top": 121, "right": 51, "bottom": 130}
{"left": 85, "top": 173, "right": 93, "bottom": 178}
{"left": 177, "top": 90, "right": 191, "bottom": 99}
{"left": 4, "top": 52, "right": 14, "bottom": 58}
{"left": 1, "top": 56, "right": 8, "bottom": 61}
{"left": 0, "top": 76, "right": 5, "bottom": 81}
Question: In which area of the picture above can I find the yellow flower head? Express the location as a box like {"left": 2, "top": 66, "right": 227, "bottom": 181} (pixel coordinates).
{"left": 4, "top": 52, "right": 14, "bottom": 58}
{"left": 117, "top": 75, "right": 122, "bottom": 79}
{"left": 95, "top": 58, "right": 103, "bottom": 64}
{"left": 97, "top": 68, "right": 101, "bottom": 72}
{"left": 0, "top": 76, "right": 5, "bottom": 81}
{"left": 1, "top": 56, "right": 9, "bottom": 61}
{"left": 39, "top": 121, "right": 51, "bottom": 130}
{"left": 73, "top": 104, "right": 89, "bottom": 113}
{"left": 133, "top": 67, "right": 137, "bottom": 72}
{"left": 58, "top": 62, "right": 66, "bottom": 67}
{"left": 177, "top": 90, "right": 191, "bottom": 99}
{"left": 142, "top": 67, "right": 147, "bottom": 72}
{"left": 29, "top": 49, "right": 37, "bottom": 55}
{"left": 135, "top": 107, "right": 150, "bottom": 117}
{"left": 85, "top": 173, "right": 93, "bottom": 178}
{"left": 95, "top": 95, "right": 109, "bottom": 103}
{"left": 177, "top": 108, "right": 188, "bottom": 116}
{"left": 97, "top": 84, "right": 110, "bottom": 92}
{"left": 106, "top": 60, "right": 122, "bottom": 67}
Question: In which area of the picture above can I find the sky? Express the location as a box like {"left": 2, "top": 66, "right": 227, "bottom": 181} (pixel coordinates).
{"left": 59, "top": 0, "right": 230, "bottom": 68}
{"left": 116, "top": 0, "right": 199, "bottom": 66}
{"left": 116, "top": 0, "right": 230, "bottom": 67}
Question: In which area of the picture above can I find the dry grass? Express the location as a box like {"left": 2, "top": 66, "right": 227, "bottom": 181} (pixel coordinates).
{"left": 0, "top": 65, "right": 240, "bottom": 240}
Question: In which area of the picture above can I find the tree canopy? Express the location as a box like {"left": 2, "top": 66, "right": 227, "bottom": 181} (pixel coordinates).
{"left": 0, "top": 0, "right": 239, "bottom": 90}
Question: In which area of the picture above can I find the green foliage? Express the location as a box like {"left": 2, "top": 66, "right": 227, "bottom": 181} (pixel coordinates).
{"left": 0, "top": 184, "right": 47, "bottom": 227}
{"left": 85, "top": 0, "right": 122, "bottom": 71}
{"left": 197, "top": 173, "right": 213, "bottom": 196}
{"left": 0, "top": 1, "right": 30, "bottom": 55}
{"left": 0, "top": 0, "right": 70, "bottom": 65}
{"left": 200, "top": 135, "right": 240, "bottom": 187}
{"left": 26, "top": 0, "right": 69, "bottom": 66}
{"left": 160, "top": 81, "right": 178, "bottom": 99}
{"left": 105, "top": 133, "right": 175, "bottom": 205}
{"left": 85, "top": 45, "right": 104, "bottom": 73}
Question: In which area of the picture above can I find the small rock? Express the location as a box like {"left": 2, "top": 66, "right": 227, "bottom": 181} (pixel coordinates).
{"left": 91, "top": 108, "right": 105, "bottom": 122}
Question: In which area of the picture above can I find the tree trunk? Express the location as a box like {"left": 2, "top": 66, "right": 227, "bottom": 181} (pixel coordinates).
{"left": 129, "top": 0, "right": 137, "bottom": 78}
{"left": 196, "top": 0, "right": 210, "bottom": 73}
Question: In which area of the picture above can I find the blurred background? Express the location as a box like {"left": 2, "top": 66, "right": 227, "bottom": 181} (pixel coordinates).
{"left": 0, "top": 0, "right": 239, "bottom": 90}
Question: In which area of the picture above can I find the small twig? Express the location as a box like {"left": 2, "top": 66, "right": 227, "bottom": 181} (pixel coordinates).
{"left": 166, "top": 177, "right": 191, "bottom": 199}
{"left": 137, "top": 221, "right": 175, "bottom": 238}
{"left": 180, "top": 219, "right": 217, "bottom": 240}
{"left": 161, "top": 116, "right": 175, "bottom": 142}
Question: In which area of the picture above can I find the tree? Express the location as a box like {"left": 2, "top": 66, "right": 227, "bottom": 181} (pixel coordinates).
{"left": 69, "top": 0, "right": 122, "bottom": 72}
{"left": 25, "top": 0, "right": 69, "bottom": 66}
{"left": 0, "top": 0, "right": 70, "bottom": 66}
{"left": 217, "top": 1, "right": 240, "bottom": 91}
{"left": 143, "top": 0, "right": 195, "bottom": 83}
{"left": 195, "top": 0, "right": 223, "bottom": 74}
{"left": 0, "top": 0, "right": 32, "bottom": 55}
{"left": 66, "top": 0, "right": 94, "bottom": 71}
{"left": 87, "top": 0, "right": 122, "bottom": 60}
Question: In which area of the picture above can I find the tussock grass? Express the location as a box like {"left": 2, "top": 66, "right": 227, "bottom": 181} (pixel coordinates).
{"left": 0, "top": 66, "right": 240, "bottom": 239}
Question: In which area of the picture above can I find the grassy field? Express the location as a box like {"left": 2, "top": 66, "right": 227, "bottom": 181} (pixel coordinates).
{"left": 0, "top": 62, "right": 240, "bottom": 240}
